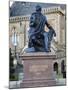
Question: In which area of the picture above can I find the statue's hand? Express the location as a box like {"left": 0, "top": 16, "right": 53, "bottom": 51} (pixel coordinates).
{"left": 49, "top": 26, "right": 56, "bottom": 37}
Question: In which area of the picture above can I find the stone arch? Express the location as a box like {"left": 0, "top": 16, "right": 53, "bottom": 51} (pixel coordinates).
{"left": 53, "top": 62, "right": 58, "bottom": 74}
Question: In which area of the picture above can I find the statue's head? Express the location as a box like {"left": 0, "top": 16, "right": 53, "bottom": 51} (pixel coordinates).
{"left": 36, "top": 5, "right": 42, "bottom": 12}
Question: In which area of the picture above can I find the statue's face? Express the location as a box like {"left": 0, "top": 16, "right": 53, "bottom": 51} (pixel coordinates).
{"left": 30, "top": 14, "right": 36, "bottom": 27}
{"left": 30, "top": 14, "right": 41, "bottom": 27}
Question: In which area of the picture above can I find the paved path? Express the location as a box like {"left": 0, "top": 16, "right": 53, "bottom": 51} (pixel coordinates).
{"left": 9, "top": 81, "right": 22, "bottom": 89}
{"left": 56, "top": 78, "right": 66, "bottom": 86}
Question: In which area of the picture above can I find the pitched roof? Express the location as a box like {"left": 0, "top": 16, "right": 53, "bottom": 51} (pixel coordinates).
{"left": 10, "top": 2, "right": 66, "bottom": 17}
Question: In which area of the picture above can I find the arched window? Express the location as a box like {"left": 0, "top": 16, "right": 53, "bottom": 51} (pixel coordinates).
{"left": 20, "top": 22, "right": 22, "bottom": 27}
{"left": 53, "top": 62, "right": 58, "bottom": 74}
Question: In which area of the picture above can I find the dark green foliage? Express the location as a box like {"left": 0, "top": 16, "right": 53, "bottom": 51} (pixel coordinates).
{"left": 9, "top": 48, "right": 16, "bottom": 81}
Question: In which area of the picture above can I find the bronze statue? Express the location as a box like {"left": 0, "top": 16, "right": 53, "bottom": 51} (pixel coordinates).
{"left": 27, "top": 5, "right": 56, "bottom": 52}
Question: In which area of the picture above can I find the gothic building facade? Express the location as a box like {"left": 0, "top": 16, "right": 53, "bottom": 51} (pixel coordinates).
{"left": 9, "top": 2, "right": 66, "bottom": 77}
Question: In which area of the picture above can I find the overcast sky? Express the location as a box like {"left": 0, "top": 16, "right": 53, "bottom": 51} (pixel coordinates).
{"left": 10, "top": 1, "right": 14, "bottom": 7}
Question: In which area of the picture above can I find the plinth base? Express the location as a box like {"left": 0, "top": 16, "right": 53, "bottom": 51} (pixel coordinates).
{"left": 20, "top": 52, "right": 56, "bottom": 88}
{"left": 20, "top": 79, "right": 56, "bottom": 88}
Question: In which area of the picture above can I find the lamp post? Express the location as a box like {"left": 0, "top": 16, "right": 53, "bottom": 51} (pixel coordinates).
{"left": 13, "top": 58, "right": 17, "bottom": 68}
{"left": 12, "top": 26, "right": 19, "bottom": 88}
{"left": 12, "top": 27, "right": 18, "bottom": 57}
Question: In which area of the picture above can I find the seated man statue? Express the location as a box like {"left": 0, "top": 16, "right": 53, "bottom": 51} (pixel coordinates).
{"left": 27, "top": 5, "right": 56, "bottom": 52}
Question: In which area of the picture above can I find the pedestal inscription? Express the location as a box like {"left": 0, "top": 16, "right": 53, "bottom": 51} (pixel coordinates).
{"left": 29, "top": 65, "right": 48, "bottom": 72}
{"left": 29, "top": 64, "right": 48, "bottom": 77}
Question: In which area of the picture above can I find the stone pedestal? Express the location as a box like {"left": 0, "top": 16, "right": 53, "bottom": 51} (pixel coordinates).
{"left": 19, "top": 52, "right": 56, "bottom": 88}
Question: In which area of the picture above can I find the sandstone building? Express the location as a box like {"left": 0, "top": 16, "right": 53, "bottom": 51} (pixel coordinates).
{"left": 9, "top": 2, "right": 66, "bottom": 77}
